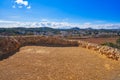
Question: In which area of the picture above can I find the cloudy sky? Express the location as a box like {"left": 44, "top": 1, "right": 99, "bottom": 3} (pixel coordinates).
{"left": 0, "top": 0, "right": 120, "bottom": 29}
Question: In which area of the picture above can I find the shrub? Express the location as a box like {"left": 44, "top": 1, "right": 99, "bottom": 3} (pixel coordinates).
{"left": 116, "top": 38, "right": 120, "bottom": 47}
{"left": 101, "top": 42, "right": 118, "bottom": 48}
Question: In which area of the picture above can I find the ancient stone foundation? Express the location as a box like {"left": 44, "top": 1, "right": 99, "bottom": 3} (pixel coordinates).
{"left": 78, "top": 40, "right": 120, "bottom": 60}
{"left": 0, "top": 36, "right": 120, "bottom": 60}
{"left": 0, "top": 36, "right": 79, "bottom": 60}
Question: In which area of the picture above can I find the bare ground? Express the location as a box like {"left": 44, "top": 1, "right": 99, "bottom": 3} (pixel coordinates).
{"left": 72, "top": 37, "right": 119, "bottom": 44}
{"left": 0, "top": 46, "right": 120, "bottom": 80}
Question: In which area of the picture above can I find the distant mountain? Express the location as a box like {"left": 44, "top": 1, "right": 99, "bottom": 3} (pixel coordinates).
{"left": 85, "top": 27, "right": 93, "bottom": 30}
{"left": 70, "top": 27, "right": 80, "bottom": 30}
{"left": 1, "top": 27, "right": 120, "bottom": 31}
{"left": 39, "top": 27, "right": 54, "bottom": 30}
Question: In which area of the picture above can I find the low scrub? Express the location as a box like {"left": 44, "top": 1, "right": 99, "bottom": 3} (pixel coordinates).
{"left": 101, "top": 38, "right": 120, "bottom": 49}
{"left": 101, "top": 42, "right": 119, "bottom": 48}
{"left": 78, "top": 40, "right": 120, "bottom": 60}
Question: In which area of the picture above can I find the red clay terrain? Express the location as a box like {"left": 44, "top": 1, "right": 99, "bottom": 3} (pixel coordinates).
{"left": 70, "top": 37, "right": 119, "bottom": 44}
{"left": 0, "top": 46, "right": 120, "bottom": 80}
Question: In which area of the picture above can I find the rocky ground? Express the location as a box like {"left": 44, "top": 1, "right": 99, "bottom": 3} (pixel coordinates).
{"left": 0, "top": 46, "right": 120, "bottom": 80}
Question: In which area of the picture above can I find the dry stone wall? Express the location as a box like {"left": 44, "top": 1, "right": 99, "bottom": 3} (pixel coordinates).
{"left": 77, "top": 40, "right": 120, "bottom": 60}
{"left": 0, "top": 36, "right": 79, "bottom": 60}
{"left": 0, "top": 36, "right": 120, "bottom": 60}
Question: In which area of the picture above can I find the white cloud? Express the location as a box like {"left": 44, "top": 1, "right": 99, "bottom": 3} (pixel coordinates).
{"left": 13, "top": 0, "right": 31, "bottom": 9}
{"left": 0, "top": 20, "right": 120, "bottom": 29}
{"left": 27, "top": 6, "right": 31, "bottom": 9}
{"left": 15, "top": 0, "right": 28, "bottom": 6}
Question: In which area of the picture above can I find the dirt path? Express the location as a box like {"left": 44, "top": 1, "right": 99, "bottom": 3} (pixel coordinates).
{"left": 0, "top": 46, "right": 120, "bottom": 80}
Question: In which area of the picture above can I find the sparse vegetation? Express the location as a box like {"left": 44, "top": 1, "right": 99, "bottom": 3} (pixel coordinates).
{"left": 0, "top": 27, "right": 120, "bottom": 38}
{"left": 101, "top": 38, "right": 120, "bottom": 49}
{"left": 101, "top": 42, "right": 118, "bottom": 48}
{"left": 78, "top": 40, "right": 120, "bottom": 60}
{"left": 116, "top": 38, "right": 120, "bottom": 47}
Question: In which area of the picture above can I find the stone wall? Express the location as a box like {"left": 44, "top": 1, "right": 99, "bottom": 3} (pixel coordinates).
{"left": 0, "top": 36, "right": 79, "bottom": 60}
{"left": 78, "top": 40, "right": 120, "bottom": 60}
{"left": 0, "top": 36, "right": 120, "bottom": 60}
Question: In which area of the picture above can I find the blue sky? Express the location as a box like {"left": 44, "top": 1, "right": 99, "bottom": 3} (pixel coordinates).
{"left": 0, "top": 0, "right": 120, "bottom": 28}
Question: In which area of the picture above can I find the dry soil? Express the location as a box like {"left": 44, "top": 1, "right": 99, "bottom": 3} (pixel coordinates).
{"left": 0, "top": 46, "right": 120, "bottom": 80}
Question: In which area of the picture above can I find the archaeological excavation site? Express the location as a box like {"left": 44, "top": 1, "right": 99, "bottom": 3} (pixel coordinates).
{"left": 0, "top": 36, "right": 120, "bottom": 80}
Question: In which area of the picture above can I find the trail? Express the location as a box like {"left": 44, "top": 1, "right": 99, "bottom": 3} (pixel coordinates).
{"left": 0, "top": 46, "right": 120, "bottom": 80}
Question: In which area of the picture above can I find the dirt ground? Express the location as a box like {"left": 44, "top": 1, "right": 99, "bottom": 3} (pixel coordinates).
{"left": 0, "top": 46, "right": 120, "bottom": 80}
{"left": 79, "top": 37, "right": 119, "bottom": 44}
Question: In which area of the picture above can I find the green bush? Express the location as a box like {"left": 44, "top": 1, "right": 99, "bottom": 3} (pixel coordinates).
{"left": 116, "top": 38, "right": 120, "bottom": 46}
{"left": 101, "top": 38, "right": 120, "bottom": 49}
{"left": 101, "top": 42, "right": 118, "bottom": 48}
